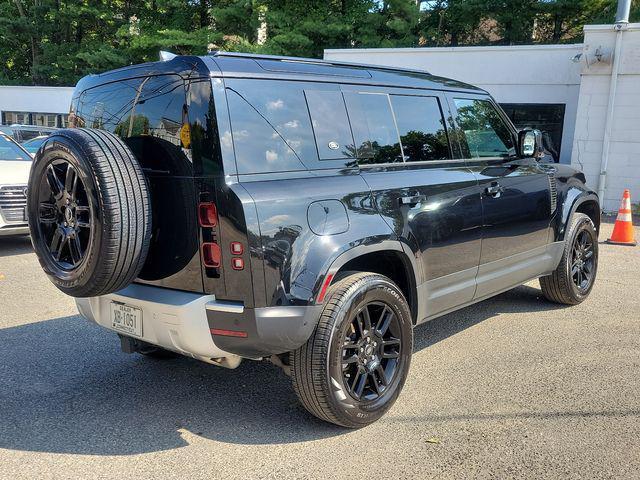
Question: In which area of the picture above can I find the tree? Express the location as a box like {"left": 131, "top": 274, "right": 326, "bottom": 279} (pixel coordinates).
{"left": 0, "top": 0, "right": 638, "bottom": 86}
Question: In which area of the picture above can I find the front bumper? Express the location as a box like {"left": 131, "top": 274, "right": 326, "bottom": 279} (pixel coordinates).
{"left": 0, "top": 224, "right": 29, "bottom": 237}
{"left": 76, "top": 283, "right": 321, "bottom": 364}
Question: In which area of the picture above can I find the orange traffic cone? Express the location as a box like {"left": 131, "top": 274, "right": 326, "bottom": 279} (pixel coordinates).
{"left": 606, "top": 189, "right": 637, "bottom": 246}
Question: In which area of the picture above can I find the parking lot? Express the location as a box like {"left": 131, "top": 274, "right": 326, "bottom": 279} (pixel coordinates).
{"left": 0, "top": 219, "right": 638, "bottom": 479}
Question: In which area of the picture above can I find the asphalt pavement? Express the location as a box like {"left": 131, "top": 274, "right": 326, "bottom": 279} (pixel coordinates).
{"left": 0, "top": 220, "right": 638, "bottom": 479}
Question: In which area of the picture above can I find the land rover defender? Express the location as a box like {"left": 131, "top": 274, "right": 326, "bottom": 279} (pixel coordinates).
{"left": 27, "top": 52, "right": 600, "bottom": 427}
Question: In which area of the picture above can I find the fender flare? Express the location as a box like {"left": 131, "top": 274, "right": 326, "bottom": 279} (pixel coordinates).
{"left": 558, "top": 188, "right": 600, "bottom": 241}
{"left": 312, "top": 239, "right": 421, "bottom": 321}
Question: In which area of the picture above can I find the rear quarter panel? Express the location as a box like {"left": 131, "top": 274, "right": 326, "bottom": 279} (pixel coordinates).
{"left": 239, "top": 170, "right": 398, "bottom": 307}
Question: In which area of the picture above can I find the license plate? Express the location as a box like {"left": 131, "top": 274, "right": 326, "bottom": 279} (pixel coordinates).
{"left": 111, "top": 302, "right": 142, "bottom": 337}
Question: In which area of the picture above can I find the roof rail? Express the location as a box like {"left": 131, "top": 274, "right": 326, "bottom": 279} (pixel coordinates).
{"left": 209, "top": 51, "right": 430, "bottom": 76}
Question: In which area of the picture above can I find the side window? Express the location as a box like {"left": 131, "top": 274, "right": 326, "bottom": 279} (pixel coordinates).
{"left": 343, "top": 92, "right": 402, "bottom": 164}
{"left": 227, "top": 79, "right": 318, "bottom": 166}
{"left": 453, "top": 98, "right": 515, "bottom": 158}
{"left": 305, "top": 90, "right": 355, "bottom": 160}
{"left": 226, "top": 89, "right": 306, "bottom": 174}
{"left": 390, "top": 95, "right": 451, "bottom": 162}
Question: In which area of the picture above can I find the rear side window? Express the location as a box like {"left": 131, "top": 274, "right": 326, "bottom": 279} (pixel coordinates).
{"left": 226, "top": 89, "right": 307, "bottom": 174}
{"left": 390, "top": 95, "right": 450, "bottom": 162}
{"left": 75, "top": 75, "right": 187, "bottom": 146}
{"left": 304, "top": 90, "right": 355, "bottom": 160}
{"left": 344, "top": 92, "right": 402, "bottom": 164}
{"left": 453, "top": 98, "right": 515, "bottom": 158}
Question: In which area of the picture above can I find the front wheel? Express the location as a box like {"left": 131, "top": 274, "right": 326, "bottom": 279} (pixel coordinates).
{"left": 540, "top": 213, "right": 598, "bottom": 305}
{"left": 290, "top": 272, "right": 413, "bottom": 428}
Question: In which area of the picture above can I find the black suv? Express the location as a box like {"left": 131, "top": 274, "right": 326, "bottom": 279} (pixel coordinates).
{"left": 27, "top": 52, "right": 600, "bottom": 427}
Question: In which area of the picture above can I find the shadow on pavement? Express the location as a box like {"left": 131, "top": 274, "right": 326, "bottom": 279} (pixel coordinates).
{"left": 0, "top": 235, "right": 32, "bottom": 258}
{"left": 0, "top": 284, "right": 564, "bottom": 456}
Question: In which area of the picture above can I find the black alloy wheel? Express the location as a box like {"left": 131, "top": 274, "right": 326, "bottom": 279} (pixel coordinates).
{"left": 341, "top": 301, "right": 402, "bottom": 402}
{"left": 540, "top": 212, "right": 598, "bottom": 305}
{"left": 571, "top": 229, "right": 595, "bottom": 293}
{"left": 37, "top": 160, "right": 92, "bottom": 271}
{"left": 291, "top": 272, "right": 413, "bottom": 428}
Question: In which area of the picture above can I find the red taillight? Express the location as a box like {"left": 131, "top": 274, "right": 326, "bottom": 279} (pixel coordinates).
{"left": 210, "top": 328, "right": 248, "bottom": 338}
{"left": 198, "top": 202, "right": 218, "bottom": 227}
{"left": 231, "top": 257, "right": 244, "bottom": 270}
{"left": 317, "top": 273, "right": 334, "bottom": 303}
{"left": 230, "top": 242, "right": 243, "bottom": 255}
{"left": 202, "top": 242, "right": 221, "bottom": 268}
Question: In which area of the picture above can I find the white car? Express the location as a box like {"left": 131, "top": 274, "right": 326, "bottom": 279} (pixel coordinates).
{"left": 0, "top": 132, "right": 32, "bottom": 236}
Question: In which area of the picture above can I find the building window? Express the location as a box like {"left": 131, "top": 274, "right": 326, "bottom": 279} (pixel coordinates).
{"left": 2, "top": 111, "right": 68, "bottom": 128}
{"left": 500, "top": 103, "right": 565, "bottom": 163}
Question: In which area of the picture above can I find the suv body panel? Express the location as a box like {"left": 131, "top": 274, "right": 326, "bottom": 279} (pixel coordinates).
{"left": 68, "top": 53, "right": 598, "bottom": 361}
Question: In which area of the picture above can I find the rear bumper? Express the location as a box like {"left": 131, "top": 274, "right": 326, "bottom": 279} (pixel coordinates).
{"left": 76, "top": 283, "right": 321, "bottom": 363}
{"left": 206, "top": 303, "right": 322, "bottom": 358}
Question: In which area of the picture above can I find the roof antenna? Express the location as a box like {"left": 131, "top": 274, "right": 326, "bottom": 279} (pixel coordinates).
{"left": 159, "top": 51, "right": 177, "bottom": 62}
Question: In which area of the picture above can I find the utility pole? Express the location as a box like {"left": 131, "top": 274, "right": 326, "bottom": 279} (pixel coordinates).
{"left": 597, "top": 0, "right": 632, "bottom": 209}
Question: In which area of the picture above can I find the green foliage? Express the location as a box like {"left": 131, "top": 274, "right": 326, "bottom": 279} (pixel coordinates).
{"left": 0, "top": 0, "right": 638, "bottom": 86}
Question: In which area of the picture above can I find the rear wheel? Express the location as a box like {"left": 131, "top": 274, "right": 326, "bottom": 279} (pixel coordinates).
{"left": 290, "top": 272, "right": 413, "bottom": 428}
{"left": 540, "top": 213, "right": 598, "bottom": 305}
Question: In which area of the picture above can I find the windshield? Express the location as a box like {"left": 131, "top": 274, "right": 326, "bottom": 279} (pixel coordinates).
{"left": 0, "top": 134, "right": 32, "bottom": 161}
{"left": 23, "top": 136, "right": 48, "bottom": 154}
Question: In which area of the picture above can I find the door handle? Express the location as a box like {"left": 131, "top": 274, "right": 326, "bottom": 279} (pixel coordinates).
{"left": 484, "top": 182, "right": 504, "bottom": 198}
{"left": 399, "top": 195, "right": 427, "bottom": 206}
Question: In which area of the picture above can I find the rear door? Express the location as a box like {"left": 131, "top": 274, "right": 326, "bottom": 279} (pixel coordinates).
{"left": 342, "top": 87, "right": 483, "bottom": 321}
{"left": 448, "top": 95, "right": 553, "bottom": 298}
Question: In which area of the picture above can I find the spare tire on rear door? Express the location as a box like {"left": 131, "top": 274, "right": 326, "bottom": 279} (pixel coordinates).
{"left": 27, "top": 128, "right": 152, "bottom": 297}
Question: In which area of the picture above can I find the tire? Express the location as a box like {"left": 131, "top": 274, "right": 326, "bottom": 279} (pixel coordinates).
{"left": 540, "top": 213, "right": 598, "bottom": 305}
{"left": 291, "top": 272, "right": 413, "bottom": 428}
{"left": 27, "top": 128, "right": 152, "bottom": 297}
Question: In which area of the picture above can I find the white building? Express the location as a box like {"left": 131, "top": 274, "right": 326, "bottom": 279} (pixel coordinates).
{"left": 0, "top": 86, "right": 74, "bottom": 128}
{"left": 326, "top": 24, "right": 640, "bottom": 212}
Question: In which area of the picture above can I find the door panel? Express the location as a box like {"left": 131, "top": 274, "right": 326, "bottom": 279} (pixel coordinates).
{"left": 448, "top": 94, "right": 553, "bottom": 298}
{"left": 341, "top": 88, "right": 483, "bottom": 321}
{"left": 362, "top": 164, "right": 482, "bottom": 320}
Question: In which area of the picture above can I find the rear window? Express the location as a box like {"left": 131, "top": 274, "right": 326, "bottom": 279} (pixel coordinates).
{"left": 75, "top": 75, "right": 186, "bottom": 146}
{"left": 18, "top": 130, "right": 42, "bottom": 142}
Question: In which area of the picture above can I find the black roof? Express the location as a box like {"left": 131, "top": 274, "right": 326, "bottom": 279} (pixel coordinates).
{"left": 75, "top": 51, "right": 485, "bottom": 95}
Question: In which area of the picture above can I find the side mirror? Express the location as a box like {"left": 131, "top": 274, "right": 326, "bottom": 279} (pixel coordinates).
{"left": 518, "top": 128, "right": 544, "bottom": 159}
